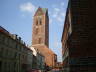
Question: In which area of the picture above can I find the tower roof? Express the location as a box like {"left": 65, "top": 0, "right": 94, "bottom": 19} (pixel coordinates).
{"left": 34, "top": 7, "right": 48, "bottom": 16}
{"left": 41, "top": 8, "right": 48, "bottom": 14}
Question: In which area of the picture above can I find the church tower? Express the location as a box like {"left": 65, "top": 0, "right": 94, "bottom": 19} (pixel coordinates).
{"left": 32, "top": 7, "right": 49, "bottom": 47}
{"left": 32, "top": 7, "right": 57, "bottom": 67}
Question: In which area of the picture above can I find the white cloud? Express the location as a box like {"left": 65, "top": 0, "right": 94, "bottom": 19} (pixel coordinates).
{"left": 52, "top": 8, "right": 58, "bottom": 18}
{"left": 52, "top": 13, "right": 58, "bottom": 18}
{"left": 54, "top": 8, "right": 60, "bottom": 12}
{"left": 51, "top": 3, "right": 65, "bottom": 24}
{"left": 20, "top": 2, "right": 36, "bottom": 13}
{"left": 54, "top": 36, "right": 62, "bottom": 48}
{"left": 52, "top": 11, "right": 65, "bottom": 23}
{"left": 57, "top": 17, "right": 64, "bottom": 22}
{"left": 61, "top": 12, "right": 65, "bottom": 17}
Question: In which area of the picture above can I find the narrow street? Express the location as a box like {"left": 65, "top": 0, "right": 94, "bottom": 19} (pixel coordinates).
{"left": 0, "top": 0, "right": 96, "bottom": 72}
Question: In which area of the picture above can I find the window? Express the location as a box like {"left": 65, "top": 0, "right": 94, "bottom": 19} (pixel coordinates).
{"left": 36, "top": 19, "right": 42, "bottom": 25}
{"left": 5, "top": 49, "right": 8, "bottom": 58}
{"left": 14, "top": 62, "right": 16, "bottom": 68}
{"left": 4, "top": 62, "right": 7, "bottom": 69}
{"left": 35, "top": 28, "right": 39, "bottom": 35}
{"left": 0, "top": 34, "right": 2, "bottom": 42}
{"left": 16, "top": 44, "right": 18, "bottom": 49}
{"left": 19, "top": 54, "right": 20, "bottom": 60}
{"left": 0, "top": 48, "right": 3, "bottom": 57}
{"left": 39, "top": 19, "right": 42, "bottom": 25}
{"left": 14, "top": 52, "right": 17, "bottom": 59}
{"left": 2, "top": 35, "right": 5, "bottom": 43}
{"left": 38, "top": 38, "right": 42, "bottom": 44}
{"left": 4, "top": 37, "right": 7, "bottom": 45}
{"left": 36, "top": 20, "right": 38, "bottom": 25}
{"left": 0, "top": 61, "right": 2, "bottom": 71}
{"left": 36, "top": 16, "right": 42, "bottom": 25}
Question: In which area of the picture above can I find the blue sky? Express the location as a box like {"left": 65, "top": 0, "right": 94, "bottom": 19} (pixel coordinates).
{"left": 0, "top": 0, "right": 68, "bottom": 62}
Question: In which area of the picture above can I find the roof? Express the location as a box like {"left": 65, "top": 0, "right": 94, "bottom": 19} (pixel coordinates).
{"left": 0, "top": 26, "right": 9, "bottom": 34}
{"left": 41, "top": 8, "right": 48, "bottom": 14}
{"left": 32, "top": 44, "right": 56, "bottom": 55}
{"left": 34, "top": 7, "right": 48, "bottom": 16}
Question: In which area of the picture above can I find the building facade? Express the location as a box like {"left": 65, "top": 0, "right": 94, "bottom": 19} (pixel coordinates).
{"left": 32, "top": 7, "right": 57, "bottom": 68}
{"left": 30, "top": 46, "right": 45, "bottom": 70}
{"left": 62, "top": 0, "right": 96, "bottom": 72}
{"left": 37, "top": 51, "right": 45, "bottom": 70}
{"left": 0, "top": 26, "right": 33, "bottom": 72}
{"left": 61, "top": 5, "right": 71, "bottom": 72}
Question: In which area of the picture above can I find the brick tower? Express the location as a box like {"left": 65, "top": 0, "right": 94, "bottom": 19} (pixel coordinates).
{"left": 32, "top": 7, "right": 57, "bottom": 67}
{"left": 32, "top": 7, "right": 49, "bottom": 47}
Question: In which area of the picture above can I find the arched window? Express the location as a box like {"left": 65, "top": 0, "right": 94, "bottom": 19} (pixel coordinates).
{"left": 36, "top": 20, "right": 38, "bottom": 25}
{"left": 38, "top": 38, "right": 42, "bottom": 44}
{"left": 36, "top": 19, "right": 42, "bottom": 25}
{"left": 39, "top": 19, "right": 42, "bottom": 25}
{"left": 35, "top": 28, "right": 39, "bottom": 35}
{"left": 38, "top": 17, "right": 42, "bottom": 25}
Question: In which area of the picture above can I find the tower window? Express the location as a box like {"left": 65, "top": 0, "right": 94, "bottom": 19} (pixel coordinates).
{"left": 38, "top": 17, "right": 42, "bottom": 25}
{"left": 35, "top": 28, "right": 39, "bottom": 35}
{"left": 39, "top": 19, "right": 42, "bottom": 25}
{"left": 36, "top": 20, "right": 38, "bottom": 25}
{"left": 38, "top": 38, "right": 42, "bottom": 44}
{"left": 36, "top": 19, "right": 42, "bottom": 25}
